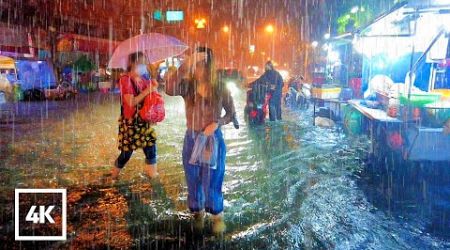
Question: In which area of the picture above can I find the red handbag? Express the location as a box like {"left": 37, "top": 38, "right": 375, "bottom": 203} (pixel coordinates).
{"left": 121, "top": 77, "right": 165, "bottom": 123}
{"left": 139, "top": 91, "right": 165, "bottom": 123}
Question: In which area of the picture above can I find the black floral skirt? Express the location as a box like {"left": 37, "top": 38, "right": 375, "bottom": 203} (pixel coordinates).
{"left": 117, "top": 115, "right": 157, "bottom": 152}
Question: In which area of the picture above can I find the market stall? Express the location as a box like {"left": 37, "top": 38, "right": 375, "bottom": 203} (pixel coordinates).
{"left": 57, "top": 34, "right": 119, "bottom": 92}
{"left": 345, "top": 0, "right": 450, "bottom": 162}
{"left": 311, "top": 34, "right": 361, "bottom": 127}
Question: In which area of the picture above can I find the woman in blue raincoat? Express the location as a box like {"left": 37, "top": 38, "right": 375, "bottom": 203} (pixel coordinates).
{"left": 165, "top": 47, "right": 236, "bottom": 234}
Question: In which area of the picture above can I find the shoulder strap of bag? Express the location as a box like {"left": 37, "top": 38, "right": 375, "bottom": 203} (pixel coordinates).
{"left": 129, "top": 76, "right": 140, "bottom": 96}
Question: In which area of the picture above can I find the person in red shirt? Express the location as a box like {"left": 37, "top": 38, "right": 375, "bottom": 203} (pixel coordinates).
{"left": 111, "top": 52, "right": 159, "bottom": 180}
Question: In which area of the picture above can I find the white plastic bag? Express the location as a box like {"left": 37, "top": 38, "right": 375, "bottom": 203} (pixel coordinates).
{"left": 189, "top": 133, "right": 218, "bottom": 169}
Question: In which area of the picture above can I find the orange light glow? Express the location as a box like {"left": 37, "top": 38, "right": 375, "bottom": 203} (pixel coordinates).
{"left": 265, "top": 24, "right": 274, "bottom": 33}
{"left": 195, "top": 18, "right": 206, "bottom": 29}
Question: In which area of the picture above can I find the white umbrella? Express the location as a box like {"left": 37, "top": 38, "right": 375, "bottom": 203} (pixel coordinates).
{"left": 108, "top": 33, "right": 188, "bottom": 69}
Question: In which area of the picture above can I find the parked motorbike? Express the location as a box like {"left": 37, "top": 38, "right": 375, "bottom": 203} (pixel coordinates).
{"left": 284, "top": 75, "right": 311, "bottom": 110}
{"left": 44, "top": 81, "right": 78, "bottom": 100}
{"left": 245, "top": 81, "right": 271, "bottom": 125}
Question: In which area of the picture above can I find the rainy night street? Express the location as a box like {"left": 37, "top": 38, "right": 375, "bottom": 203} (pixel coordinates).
{"left": 1, "top": 92, "right": 449, "bottom": 249}
{"left": 1, "top": 0, "right": 450, "bottom": 249}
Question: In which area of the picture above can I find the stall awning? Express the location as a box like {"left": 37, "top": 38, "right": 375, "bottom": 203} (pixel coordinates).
{"left": 354, "top": 1, "right": 450, "bottom": 58}
{"left": 57, "top": 34, "right": 120, "bottom": 54}
{"left": 407, "top": 0, "right": 450, "bottom": 9}
{"left": 359, "top": 1, "right": 450, "bottom": 38}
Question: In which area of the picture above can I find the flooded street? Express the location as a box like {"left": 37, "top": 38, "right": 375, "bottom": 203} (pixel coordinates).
{"left": 1, "top": 91, "right": 449, "bottom": 249}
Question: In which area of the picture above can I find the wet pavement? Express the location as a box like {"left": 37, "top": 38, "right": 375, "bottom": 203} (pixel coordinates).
{"left": 0, "top": 91, "right": 449, "bottom": 249}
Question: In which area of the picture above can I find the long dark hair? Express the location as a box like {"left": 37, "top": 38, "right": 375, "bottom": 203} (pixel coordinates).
{"left": 192, "top": 47, "right": 223, "bottom": 99}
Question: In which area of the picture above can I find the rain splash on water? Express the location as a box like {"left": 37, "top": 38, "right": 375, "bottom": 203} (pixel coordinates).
{"left": 1, "top": 90, "right": 449, "bottom": 249}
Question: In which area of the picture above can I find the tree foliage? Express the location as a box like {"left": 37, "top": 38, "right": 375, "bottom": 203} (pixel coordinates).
{"left": 334, "top": 0, "right": 398, "bottom": 34}
{"left": 336, "top": 5, "right": 373, "bottom": 34}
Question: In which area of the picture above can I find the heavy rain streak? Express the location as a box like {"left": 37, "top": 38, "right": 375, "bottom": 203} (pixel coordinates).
{"left": 0, "top": 0, "right": 449, "bottom": 249}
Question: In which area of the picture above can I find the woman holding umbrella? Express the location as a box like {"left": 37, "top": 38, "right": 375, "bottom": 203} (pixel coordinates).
{"left": 165, "top": 47, "right": 236, "bottom": 234}
{"left": 110, "top": 52, "right": 159, "bottom": 179}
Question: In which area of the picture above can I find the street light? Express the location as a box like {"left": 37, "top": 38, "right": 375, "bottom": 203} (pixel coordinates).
{"left": 265, "top": 24, "right": 274, "bottom": 33}
{"left": 222, "top": 25, "right": 230, "bottom": 33}
{"left": 311, "top": 41, "right": 318, "bottom": 48}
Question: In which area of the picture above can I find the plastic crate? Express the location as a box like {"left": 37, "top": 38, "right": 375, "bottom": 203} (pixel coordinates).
{"left": 312, "top": 87, "right": 342, "bottom": 99}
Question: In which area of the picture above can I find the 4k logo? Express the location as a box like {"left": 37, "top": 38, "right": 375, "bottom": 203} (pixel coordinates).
{"left": 15, "top": 189, "right": 67, "bottom": 241}
{"left": 25, "top": 205, "right": 56, "bottom": 224}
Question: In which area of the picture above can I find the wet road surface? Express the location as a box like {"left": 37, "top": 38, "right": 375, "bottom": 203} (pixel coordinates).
{"left": 0, "top": 91, "right": 449, "bottom": 249}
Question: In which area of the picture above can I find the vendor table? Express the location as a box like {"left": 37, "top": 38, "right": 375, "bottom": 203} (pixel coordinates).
{"left": 348, "top": 100, "right": 402, "bottom": 156}
{"left": 347, "top": 100, "right": 402, "bottom": 123}
{"left": 349, "top": 100, "right": 450, "bottom": 161}
{"left": 312, "top": 98, "right": 348, "bottom": 126}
